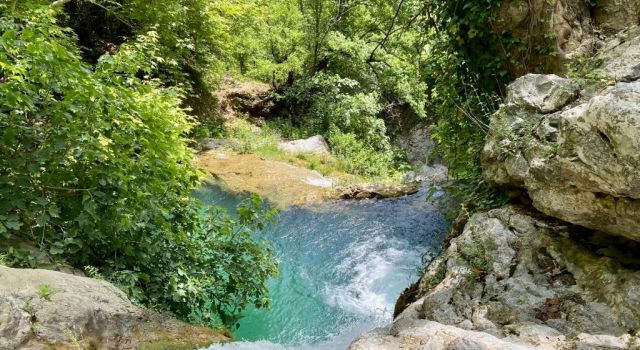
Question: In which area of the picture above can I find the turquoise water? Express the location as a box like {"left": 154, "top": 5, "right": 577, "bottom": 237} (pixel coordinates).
{"left": 196, "top": 185, "right": 447, "bottom": 350}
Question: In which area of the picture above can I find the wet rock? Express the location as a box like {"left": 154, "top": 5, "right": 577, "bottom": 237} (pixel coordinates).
{"left": 349, "top": 206, "right": 640, "bottom": 350}
{"left": 330, "top": 182, "right": 420, "bottom": 200}
{"left": 278, "top": 135, "right": 330, "bottom": 154}
{"left": 196, "top": 151, "right": 336, "bottom": 208}
{"left": 0, "top": 266, "right": 227, "bottom": 350}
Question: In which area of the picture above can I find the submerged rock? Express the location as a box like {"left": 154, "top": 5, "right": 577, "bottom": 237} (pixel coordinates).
{"left": 349, "top": 206, "right": 640, "bottom": 349}
{"left": 0, "top": 266, "right": 228, "bottom": 350}
{"left": 278, "top": 135, "right": 330, "bottom": 154}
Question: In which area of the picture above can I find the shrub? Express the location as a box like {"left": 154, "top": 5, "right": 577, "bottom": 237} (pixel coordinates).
{"left": 0, "top": 4, "right": 277, "bottom": 328}
{"left": 328, "top": 131, "right": 394, "bottom": 178}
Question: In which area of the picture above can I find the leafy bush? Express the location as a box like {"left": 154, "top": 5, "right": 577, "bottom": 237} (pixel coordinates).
{"left": 328, "top": 131, "right": 394, "bottom": 178}
{"left": 224, "top": 120, "right": 281, "bottom": 155}
{"left": 0, "top": 4, "right": 277, "bottom": 327}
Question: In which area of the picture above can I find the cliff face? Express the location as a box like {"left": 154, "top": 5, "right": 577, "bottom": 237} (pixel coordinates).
{"left": 483, "top": 26, "right": 640, "bottom": 241}
{"left": 349, "top": 4, "right": 640, "bottom": 350}
{"left": 495, "top": 0, "right": 640, "bottom": 74}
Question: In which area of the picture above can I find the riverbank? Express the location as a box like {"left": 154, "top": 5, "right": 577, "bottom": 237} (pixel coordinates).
{"left": 195, "top": 146, "right": 431, "bottom": 209}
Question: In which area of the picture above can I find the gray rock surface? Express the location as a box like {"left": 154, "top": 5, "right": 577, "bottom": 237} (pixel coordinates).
{"left": 278, "top": 135, "right": 330, "bottom": 154}
{"left": 393, "top": 123, "right": 437, "bottom": 164}
{"left": 405, "top": 164, "right": 448, "bottom": 184}
{"left": 597, "top": 26, "right": 640, "bottom": 82}
{"left": 483, "top": 30, "right": 640, "bottom": 241}
{"left": 506, "top": 74, "right": 577, "bottom": 113}
{"left": 349, "top": 206, "right": 640, "bottom": 350}
{"left": 331, "top": 182, "right": 421, "bottom": 200}
{"left": 0, "top": 266, "right": 227, "bottom": 350}
{"left": 594, "top": 0, "right": 640, "bottom": 33}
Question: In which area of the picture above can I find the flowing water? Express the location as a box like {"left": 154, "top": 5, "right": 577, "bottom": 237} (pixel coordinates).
{"left": 196, "top": 185, "right": 448, "bottom": 350}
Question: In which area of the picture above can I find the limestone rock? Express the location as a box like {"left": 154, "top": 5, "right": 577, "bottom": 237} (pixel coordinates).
{"left": 594, "top": 0, "right": 640, "bottom": 33}
{"left": 484, "top": 80, "right": 640, "bottom": 240}
{"left": 349, "top": 206, "right": 640, "bottom": 350}
{"left": 0, "top": 266, "right": 227, "bottom": 350}
{"left": 483, "top": 29, "right": 640, "bottom": 240}
{"left": 278, "top": 135, "right": 330, "bottom": 154}
{"left": 393, "top": 123, "right": 437, "bottom": 164}
{"left": 506, "top": 74, "right": 577, "bottom": 113}
{"left": 350, "top": 320, "right": 535, "bottom": 350}
{"left": 331, "top": 182, "right": 421, "bottom": 200}
{"left": 597, "top": 26, "right": 640, "bottom": 82}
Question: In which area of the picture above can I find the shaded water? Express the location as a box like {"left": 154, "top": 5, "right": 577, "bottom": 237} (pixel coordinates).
{"left": 196, "top": 185, "right": 447, "bottom": 350}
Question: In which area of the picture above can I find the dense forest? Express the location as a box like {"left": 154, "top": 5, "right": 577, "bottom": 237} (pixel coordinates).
{"left": 1, "top": 0, "right": 552, "bottom": 332}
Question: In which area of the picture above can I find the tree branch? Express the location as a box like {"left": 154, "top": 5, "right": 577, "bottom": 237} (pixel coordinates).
{"left": 367, "top": 0, "right": 406, "bottom": 63}
{"left": 50, "top": 0, "right": 72, "bottom": 8}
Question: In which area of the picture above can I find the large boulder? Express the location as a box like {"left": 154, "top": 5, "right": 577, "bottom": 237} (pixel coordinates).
{"left": 505, "top": 74, "right": 577, "bottom": 113}
{"left": 349, "top": 206, "right": 640, "bottom": 349}
{"left": 278, "top": 135, "right": 330, "bottom": 154}
{"left": 482, "top": 28, "right": 640, "bottom": 241}
{"left": 0, "top": 266, "right": 228, "bottom": 350}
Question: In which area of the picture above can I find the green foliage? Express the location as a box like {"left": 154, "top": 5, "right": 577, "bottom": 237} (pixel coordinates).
{"left": 225, "top": 120, "right": 281, "bottom": 155}
{"left": 0, "top": 4, "right": 277, "bottom": 328}
{"left": 329, "top": 131, "right": 394, "bottom": 178}
{"left": 567, "top": 55, "right": 610, "bottom": 94}
{"left": 275, "top": 73, "right": 403, "bottom": 177}
{"left": 36, "top": 283, "right": 56, "bottom": 302}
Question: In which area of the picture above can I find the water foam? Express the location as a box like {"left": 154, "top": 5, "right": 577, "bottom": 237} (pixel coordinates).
{"left": 197, "top": 184, "right": 447, "bottom": 350}
{"left": 322, "top": 236, "right": 409, "bottom": 317}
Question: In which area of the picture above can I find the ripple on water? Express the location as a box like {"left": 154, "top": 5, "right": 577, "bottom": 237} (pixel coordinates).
{"left": 196, "top": 185, "right": 447, "bottom": 350}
